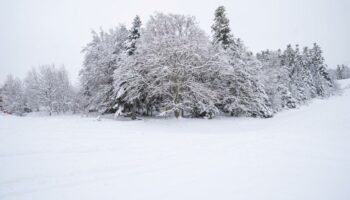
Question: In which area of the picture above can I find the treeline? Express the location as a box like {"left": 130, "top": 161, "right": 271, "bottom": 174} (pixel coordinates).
{"left": 257, "top": 44, "right": 335, "bottom": 112}
{"left": 79, "top": 6, "right": 336, "bottom": 118}
{"left": 0, "top": 6, "right": 337, "bottom": 118}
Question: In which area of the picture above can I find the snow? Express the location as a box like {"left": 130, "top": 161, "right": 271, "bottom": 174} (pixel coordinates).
{"left": 0, "top": 80, "right": 350, "bottom": 200}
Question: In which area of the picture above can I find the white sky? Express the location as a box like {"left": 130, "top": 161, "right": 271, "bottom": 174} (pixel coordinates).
{"left": 0, "top": 0, "right": 349, "bottom": 84}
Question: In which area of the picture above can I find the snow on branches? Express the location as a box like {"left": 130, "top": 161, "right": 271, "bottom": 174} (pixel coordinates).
{"left": 1, "top": 6, "right": 336, "bottom": 119}
{"left": 77, "top": 8, "right": 337, "bottom": 119}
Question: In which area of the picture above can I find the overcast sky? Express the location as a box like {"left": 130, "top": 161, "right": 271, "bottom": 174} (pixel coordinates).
{"left": 0, "top": 0, "right": 349, "bottom": 84}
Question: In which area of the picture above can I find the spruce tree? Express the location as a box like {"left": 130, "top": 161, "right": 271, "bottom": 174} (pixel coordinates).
{"left": 301, "top": 46, "right": 317, "bottom": 98}
{"left": 258, "top": 50, "right": 296, "bottom": 112}
{"left": 126, "top": 15, "right": 142, "bottom": 56}
{"left": 309, "top": 43, "right": 334, "bottom": 96}
{"left": 211, "top": 7, "right": 273, "bottom": 118}
{"left": 211, "top": 6, "right": 232, "bottom": 49}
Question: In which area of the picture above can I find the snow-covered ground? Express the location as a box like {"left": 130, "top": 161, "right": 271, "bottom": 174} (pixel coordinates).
{"left": 1, "top": 80, "right": 350, "bottom": 200}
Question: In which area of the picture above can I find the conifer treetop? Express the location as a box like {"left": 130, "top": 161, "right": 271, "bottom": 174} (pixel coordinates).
{"left": 211, "top": 6, "right": 233, "bottom": 49}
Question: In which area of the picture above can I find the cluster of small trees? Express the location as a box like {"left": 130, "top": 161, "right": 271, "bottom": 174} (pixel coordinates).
{"left": 79, "top": 6, "right": 336, "bottom": 119}
{"left": 258, "top": 44, "right": 335, "bottom": 112}
{"left": 0, "top": 65, "right": 76, "bottom": 115}
{"left": 328, "top": 64, "right": 350, "bottom": 80}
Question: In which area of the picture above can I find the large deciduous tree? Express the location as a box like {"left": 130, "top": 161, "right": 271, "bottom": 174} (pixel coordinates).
{"left": 114, "top": 13, "right": 220, "bottom": 118}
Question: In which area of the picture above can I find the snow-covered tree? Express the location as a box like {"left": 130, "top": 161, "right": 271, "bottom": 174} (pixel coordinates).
{"left": 1, "top": 75, "right": 27, "bottom": 115}
{"left": 280, "top": 44, "right": 312, "bottom": 103}
{"left": 0, "top": 87, "right": 3, "bottom": 111}
{"left": 211, "top": 6, "right": 273, "bottom": 118}
{"left": 216, "top": 40, "right": 273, "bottom": 118}
{"left": 260, "top": 43, "right": 335, "bottom": 111}
{"left": 258, "top": 50, "right": 296, "bottom": 112}
{"left": 24, "top": 65, "right": 75, "bottom": 115}
{"left": 80, "top": 25, "right": 128, "bottom": 114}
{"left": 68, "top": 86, "right": 83, "bottom": 114}
{"left": 334, "top": 64, "right": 350, "bottom": 80}
{"left": 290, "top": 45, "right": 317, "bottom": 102}
{"left": 211, "top": 6, "right": 233, "bottom": 49}
{"left": 300, "top": 46, "right": 318, "bottom": 98}
{"left": 126, "top": 15, "right": 142, "bottom": 56}
{"left": 39, "top": 66, "right": 60, "bottom": 114}
{"left": 54, "top": 67, "right": 75, "bottom": 112}
{"left": 24, "top": 68, "right": 41, "bottom": 112}
{"left": 308, "top": 43, "right": 334, "bottom": 97}
{"left": 114, "top": 13, "right": 220, "bottom": 118}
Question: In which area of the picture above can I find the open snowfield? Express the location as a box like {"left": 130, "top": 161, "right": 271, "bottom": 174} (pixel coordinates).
{"left": 1, "top": 80, "right": 350, "bottom": 200}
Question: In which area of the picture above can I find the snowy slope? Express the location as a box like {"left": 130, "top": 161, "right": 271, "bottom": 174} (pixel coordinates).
{"left": 0, "top": 80, "right": 350, "bottom": 200}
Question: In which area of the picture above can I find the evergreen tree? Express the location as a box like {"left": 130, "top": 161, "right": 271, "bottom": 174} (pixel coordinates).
{"left": 292, "top": 45, "right": 315, "bottom": 101}
{"left": 211, "top": 6, "right": 273, "bottom": 118}
{"left": 280, "top": 43, "right": 335, "bottom": 103}
{"left": 126, "top": 15, "right": 142, "bottom": 56}
{"left": 309, "top": 43, "right": 334, "bottom": 96}
{"left": 258, "top": 50, "right": 296, "bottom": 112}
{"left": 281, "top": 44, "right": 306, "bottom": 103}
{"left": 114, "top": 16, "right": 142, "bottom": 119}
{"left": 211, "top": 6, "right": 233, "bottom": 49}
{"left": 219, "top": 41, "right": 273, "bottom": 118}
{"left": 301, "top": 46, "right": 317, "bottom": 99}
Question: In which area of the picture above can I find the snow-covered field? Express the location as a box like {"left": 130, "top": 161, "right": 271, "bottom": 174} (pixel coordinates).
{"left": 1, "top": 80, "right": 350, "bottom": 200}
